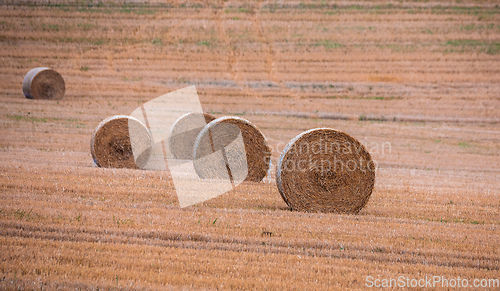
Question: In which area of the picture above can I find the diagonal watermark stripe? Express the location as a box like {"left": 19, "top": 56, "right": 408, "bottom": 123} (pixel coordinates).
{"left": 128, "top": 86, "right": 248, "bottom": 208}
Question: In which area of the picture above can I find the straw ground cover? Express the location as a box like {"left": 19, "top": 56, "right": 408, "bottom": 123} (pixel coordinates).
{"left": 0, "top": 1, "right": 498, "bottom": 289}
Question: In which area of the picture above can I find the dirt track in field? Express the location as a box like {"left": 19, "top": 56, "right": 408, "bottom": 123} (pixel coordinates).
{"left": 0, "top": 1, "right": 499, "bottom": 289}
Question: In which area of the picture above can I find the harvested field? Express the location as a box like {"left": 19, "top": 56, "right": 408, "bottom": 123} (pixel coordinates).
{"left": 0, "top": 1, "right": 499, "bottom": 289}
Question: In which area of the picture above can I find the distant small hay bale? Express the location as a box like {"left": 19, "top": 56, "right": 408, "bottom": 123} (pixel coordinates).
{"left": 23, "top": 67, "right": 65, "bottom": 100}
{"left": 276, "top": 128, "right": 375, "bottom": 214}
{"left": 193, "top": 116, "right": 271, "bottom": 183}
{"left": 169, "top": 112, "right": 216, "bottom": 160}
{"left": 91, "top": 115, "right": 152, "bottom": 169}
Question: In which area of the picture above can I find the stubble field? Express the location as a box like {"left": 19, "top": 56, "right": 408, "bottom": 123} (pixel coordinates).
{"left": 0, "top": 0, "right": 499, "bottom": 289}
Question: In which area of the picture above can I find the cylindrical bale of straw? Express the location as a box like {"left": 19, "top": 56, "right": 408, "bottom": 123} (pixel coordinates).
{"left": 23, "top": 67, "right": 65, "bottom": 100}
{"left": 276, "top": 128, "right": 375, "bottom": 214}
{"left": 169, "top": 112, "right": 216, "bottom": 160}
{"left": 91, "top": 115, "right": 152, "bottom": 169}
{"left": 193, "top": 116, "right": 271, "bottom": 183}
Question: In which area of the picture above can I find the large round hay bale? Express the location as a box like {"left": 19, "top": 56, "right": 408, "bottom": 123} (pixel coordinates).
{"left": 91, "top": 115, "right": 152, "bottom": 169}
{"left": 193, "top": 116, "right": 271, "bottom": 183}
{"left": 23, "top": 67, "right": 65, "bottom": 100}
{"left": 276, "top": 128, "right": 375, "bottom": 214}
{"left": 169, "top": 112, "right": 216, "bottom": 160}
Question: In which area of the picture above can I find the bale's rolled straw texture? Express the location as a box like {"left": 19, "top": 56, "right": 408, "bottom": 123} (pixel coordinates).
{"left": 23, "top": 67, "right": 65, "bottom": 100}
{"left": 169, "top": 112, "right": 216, "bottom": 160}
{"left": 91, "top": 115, "right": 152, "bottom": 169}
{"left": 194, "top": 116, "right": 271, "bottom": 182}
{"left": 276, "top": 128, "right": 375, "bottom": 214}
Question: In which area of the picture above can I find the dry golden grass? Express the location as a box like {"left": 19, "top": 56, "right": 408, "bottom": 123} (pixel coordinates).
{"left": 0, "top": 1, "right": 499, "bottom": 289}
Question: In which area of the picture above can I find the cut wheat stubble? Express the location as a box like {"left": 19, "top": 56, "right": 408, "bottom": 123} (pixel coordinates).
{"left": 193, "top": 116, "right": 271, "bottom": 183}
{"left": 91, "top": 115, "right": 152, "bottom": 169}
{"left": 276, "top": 128, "right": 375, "bottom": 214}
{"left": 22, "top": 67, "right": 65, "bottom": 100}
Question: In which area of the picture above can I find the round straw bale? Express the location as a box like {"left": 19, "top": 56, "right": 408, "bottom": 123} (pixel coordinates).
{"left": 169, "top": 112, "right": 216, "bottom": 160}
{"left": 276, "top": 128, "right": 375, "bottom": 214}
{"left": 23, "top": 67, "right": 65, "bottom": 100}
{"left": 193, "top": 116, "right": 271, "bottom": 182}
{"left": 91, "top": 115, "right": 152, "bottom": 169}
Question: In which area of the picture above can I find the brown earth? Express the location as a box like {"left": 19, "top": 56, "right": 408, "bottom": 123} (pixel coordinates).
{"left": 0, "top": 1, "right": 499, "bottom": 289}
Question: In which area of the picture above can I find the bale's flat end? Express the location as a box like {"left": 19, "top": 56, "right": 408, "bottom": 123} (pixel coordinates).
{"left": 91, "top": 115, "right": 152, "bottom": 169}
{"left": 276, "top": 128, "right": 375, "bottom": 214}
{"left": 23, "top": 67, "right": 65, "bottom": 100}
